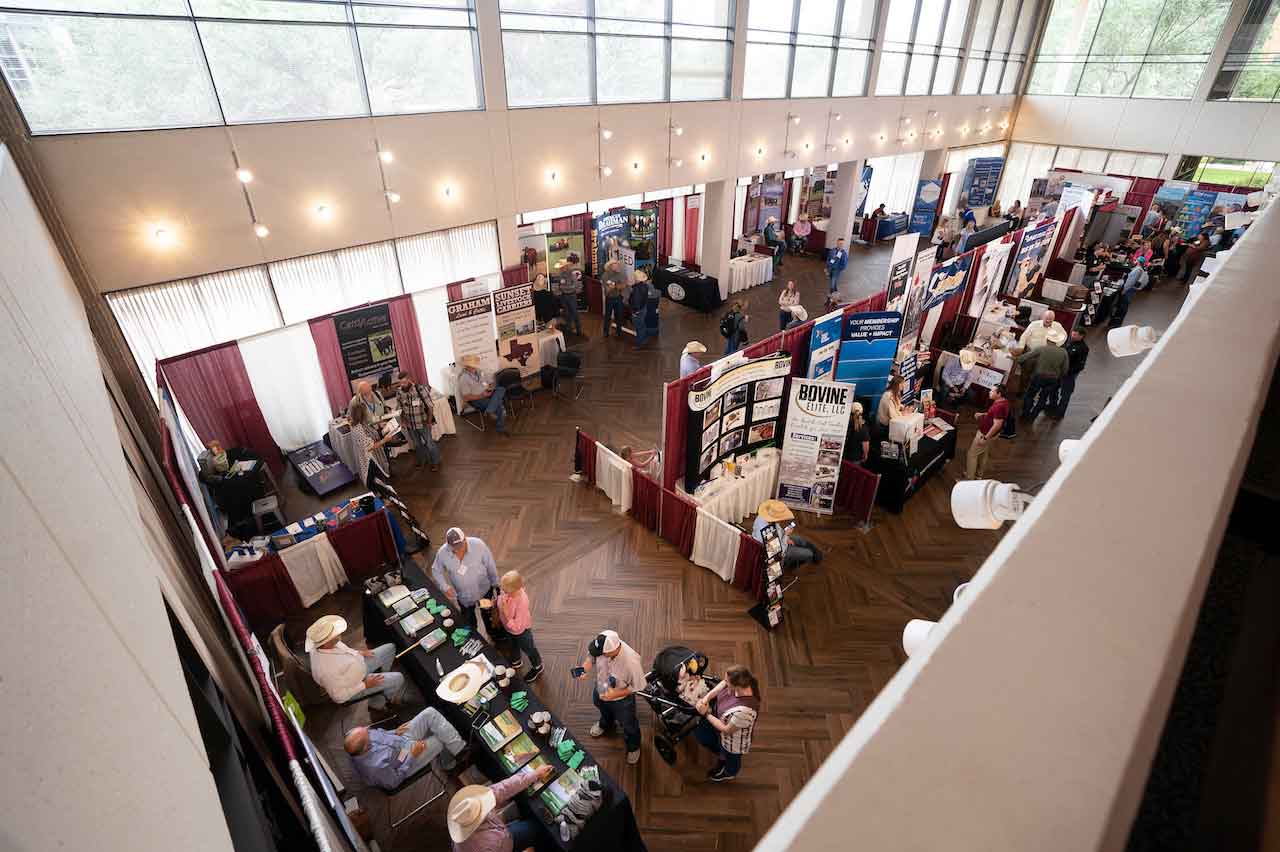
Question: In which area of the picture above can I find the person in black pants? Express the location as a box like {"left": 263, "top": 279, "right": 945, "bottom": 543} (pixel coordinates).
{"left": 576, "top": 630, "right": 646, "bottom": 765}
{"left": 1051, "top": 327, "right": 1089, "bottom": 419}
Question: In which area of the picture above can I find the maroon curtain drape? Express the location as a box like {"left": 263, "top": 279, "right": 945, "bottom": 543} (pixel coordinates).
{"left": 309, "top": 317, "right": 349, "bottom": 417}
{"left": 223, "top": 554, "right": 303, "bottom": 634}
{"left": 584, "top": 277, "right": 603, "bottom": 315}
{"left": 327, "top": 510, "right": 399, "bottom": 583}
{"left": 161, "top": 344, "right": 284, "bottom": 474}
{"left": 503, "top": 265, "right": 531, "bottom": 287}
{"left": 834, "top": 462, "right": 881, "bottom": 526}
{"left": 654, "top": 199, "right": 673, "bottom": 263}
{"left": 447, "top": 282, "right": 464, "bottom": 301}
{"left": 662, "top": 379, "right": 697, "bottom": 490}
{"left": 576, "top": 430, "right": 598, "bottom": 485}
{"left": 733, "top": 533, "right": 766, "bottom": 600}
{"left": 388, "top": 295, "right": 429, "bottom": 390}
{"left": 629, "top": 468, "right": 661, "bottom": 532}
{"left": 659, "top": 489, "right": 697, "bottom": 558}
{"left": 684, "top": 196, "right": 701, "bottom": 265}
{"left": 551, "top": 213, "right": 589, "bottom": 233}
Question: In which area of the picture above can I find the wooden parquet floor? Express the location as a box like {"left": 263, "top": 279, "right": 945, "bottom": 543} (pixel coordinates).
{"left": 279, "top": 245, "right": 1189, "bottom": 852}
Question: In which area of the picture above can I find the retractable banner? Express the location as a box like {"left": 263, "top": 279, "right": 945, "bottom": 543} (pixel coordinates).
{"left": 335, "top": 303, "right": 398, "bottom": 382}
{"left": 806, "top": 309, "right": 844, "bottom": 382}
{"left": 447, "top": 293, "right": 498, "bottom": 375}
{"left": 776, "top": 379, "right": 855, "bottom": 515}
{"left": 493, "top": 284, "right": 541, "bottom": 377}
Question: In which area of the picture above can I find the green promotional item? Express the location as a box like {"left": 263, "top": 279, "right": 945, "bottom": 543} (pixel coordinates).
{"left": 566, "top": 749, "right": 585, "bottom": 770}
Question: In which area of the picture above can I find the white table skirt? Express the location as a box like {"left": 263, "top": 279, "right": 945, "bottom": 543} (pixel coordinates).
{"left": 691, "top": 507, "right": 741, "bottom": 582}
{"left": 536, "top": 328, "right": 566, "bottom": 368}
{"left": 278, "top": 533, "right": 347, "bottom": 607}
{"left": 596, "top": 444, "right": 633, "bottom": 512}
{"left": 680, "top": 447, "right": 780, "bottom": 524}
{"left": 726, "top": 255, "right": 775, "bottom": 297}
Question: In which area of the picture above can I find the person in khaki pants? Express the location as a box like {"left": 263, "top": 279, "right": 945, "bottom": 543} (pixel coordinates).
{"left": 966, "top": 384, "right": 1010, "bottom": 479}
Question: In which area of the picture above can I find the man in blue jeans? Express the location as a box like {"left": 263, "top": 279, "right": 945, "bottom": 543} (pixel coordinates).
{"left": 394, "top": 370, "right": 442, "bottom": 471}
{"left": 826, "top": 238, "right": 848, "bottom": 293}
{"left": 555, "top": 261, "right": 584, "bottom": 337}
{"left": 630, "top": 270, "right": 654, "bottom": 348}
{"left": 457, "top": 355, "right": 509, "bottom": 436}
{"left": 601, "top": 259, "right": 627, "bottom": 337}
{"left": 577, "top": 629, "right": 646, "bottom": 765}
{"left": 344, "top": 707, "right": 467, "bottom": 790}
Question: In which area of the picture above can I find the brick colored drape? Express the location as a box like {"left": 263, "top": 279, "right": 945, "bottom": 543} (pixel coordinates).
{"left": 659, "top": 488, "right": 697, "bottom": 558}
{"left": 576, "top": 429, "right": 598, "bottom": 485}
{"left": 388, "top": 295, "right": 429, "bottom": 390}
{"left": 733, "top": 533, "right": 766, "bottom": 601}
{"left": 834, "top": 462, "right": 881, "bottom": 527}
{"left": 684, "top": 196, "right": 701, "bottom": 266}
{"left": 308, "top": 316, "right": 350, "bottom": 417}
{"left": 629, "top": 468, "right": 661, "bottom": 532}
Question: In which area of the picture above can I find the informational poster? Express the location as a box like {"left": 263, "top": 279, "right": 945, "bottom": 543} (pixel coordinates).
{"left": 776, "top": 379, "right": 855, "bottom": 515}
{"left": 909, "top": 179, "right": 942, "bottom": 235}
{"left": 1005, "top": 220, "right": 1058, "bottom": 298}
{"left": 806, "top": 309, "right": 844, "bottom": 381}
{"left": 619, "top": 246, "right": 636, "bottom": 285}
{"left": 493, "top": 283, "right": 535, "bottom": 341}
{"left": 835, "top": 311, "right": 901, "bottom": 416}
{"left": 968, "top": 240, "right": 1013, "bottom": 319}
{"left": 822, "top": 168, "right": 837, "bottom": 218}
{"left": 497, "top": 333, "right": 543, "bottom": 378}
{"left": 760, "top": 174, "right": 785, "bottom": 231}
{"left": 805, "top": 175, "right": 825, "bottom": 218}
{"left": 518, "top": 233, "right": 548, "bottom": 280}
{"left": 884, "top": 230, "right": 920, "bottom": 314}
{"left": 594, "top": 210, "right": 630, "bottom": 274}
{"left": 855, "top": 164, "right": 873, "bottom": 218}
{"left": 744, "top": 182, "right": 763, "bottom": 235}
{"left": 963, "top": 157, "right": 1005, "bottom": 207}
{"left": 897, "top": 353, "right": 919, "bottom": 405}
{"left": 1180, "top": 189, "right": 1219, "bottom": 236}
{"left": 897, "top": 246, "right": 937, "bottom": 363}
{"left": 335, "top": 303, "right": 398, "bottom": 382}
{"left": 628, "top": 207, "right": 658, "bottom": 272}
{"left": 685, "top": 354, "right": 792, "bottom": 490}
{"left": 921, "top": 251, "right": 974, "bottom": 313}
{"left": 446, "top": 293, "right": 498, "bottom": 375}
{"left": 547, "top": 232, "right": 585, "bottom": 278}
{"left": 1058, "top": 184, "right": 1096, "bottom": 220}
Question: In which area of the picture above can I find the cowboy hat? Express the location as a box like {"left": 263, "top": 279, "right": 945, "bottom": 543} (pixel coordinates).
{"left": 959, "top": 348, "right": 978, "bottom": 370}
{"left": 553, "top": 258, "right": 569, "bottom": 270}
{"left": 682, "top": 341, "right": 707, "bottom": 356}
{"left": 305, "top": 615, "right": 346, "bottom": 651}
{"left": 634, "top": 270, "right": 649, "bottom": 283}
{"left": 436, "top": 661, "right": 488, "bottom": 705}
{"left": 788, "top": 305, "right": 808, "bottom": 322}
{"left": 766, "top": 215, "right": 778, "bottom": 224}
{"left": 460, "top": 354, "right": 481, "bottom": 369}
{"left": 447, "top": 785, "right": 498, "bottom": 843}
{"left": 1046, "top": 327, "right": 1068, "bottom": 346}
{"left": 757, "top": 499, "right": 795, "bottom": 523}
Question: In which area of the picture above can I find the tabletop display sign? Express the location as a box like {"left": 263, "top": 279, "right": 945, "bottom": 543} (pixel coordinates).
{"left": 909, "top": 179, "right": 942, "bottom": 235}
{"left": 920, "top": 251, "right": 974, "bottom": 314}
{"left": 776, "top": 378, "right": 855, "bottom": 515}
{"left": 335, "top": 303, "right": 398, "bottom": 382}
{"left": 627, "top": 207, "right": 658, "bottom": 272}
{"left": 447, "top": 293, "right": 499, "bottom": 374}
{"left": 898, "top": 353, "right": 919, "bottom": 405}
{"left": 806, "top": 309, "right": 844, "bottom": 382}
{"left": 493, "top": 284, "right": 542, "bottom": 378}
{"left": 685, "top": 354, "right": 792, "bottom": 491}
{"left": 1004, "top": 220, "right": 1057, "bottom": 299}
{"left": 548, "top": 232, "right": 586, "bottom": 277}
{"left": 594, "top": 210, "right": 630, "bottom": 274}
{"left": 968, "top": 240, "right": 1013, "bottom": 319}
{"left": 962, "top": 157, "right": 1005, "bottom": 208}
{"left": 518, "top": 233, "right": 548, "bottom": 281}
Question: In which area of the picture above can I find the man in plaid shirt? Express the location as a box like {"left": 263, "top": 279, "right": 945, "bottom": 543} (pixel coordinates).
{"left": 394, "top": 370, "right": 442, "bottom": 472}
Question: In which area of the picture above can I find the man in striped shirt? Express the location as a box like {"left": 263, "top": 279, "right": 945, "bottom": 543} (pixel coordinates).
{"left": 395, "top": 370, "right": 441, "bottom": 472}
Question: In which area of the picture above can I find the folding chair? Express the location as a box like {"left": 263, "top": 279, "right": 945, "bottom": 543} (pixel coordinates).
{"left": 456, "top": 400, "right": 487, "bottom": 431}
{"left": 385, "top": 760, "right": 449, "bottom": 830}
{"left": 495, "top": 368, "right": 532, "bottom": 418}
{"left": 555, "top": 350, "right": 584, "bottom": 400}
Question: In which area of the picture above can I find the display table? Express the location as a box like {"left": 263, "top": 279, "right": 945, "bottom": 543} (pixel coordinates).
{"left": 678, "top": 447, "right": 780, "bottom": 524}
{"left": 726, "top": 255, "right": 774, "bottom": 297}
{"left": 535, "top": 327, "right": 567, "bottom": 367}
{"left": 363, "top": 560, "right": 649, "bottom": 852}
{"left": 596, "top": 444, "right": 633, "bottom": 512}
{"left": 866, "top": 429, "right": 958, "bottom": 513}
{"left": 329, "top": 391, "right": 454, "bottom": 483}
{"left": 287, "top": 440, "right": 355, "bottom": 497}
{"left": 653, "top": 266, "right": 722, "bottom": 313}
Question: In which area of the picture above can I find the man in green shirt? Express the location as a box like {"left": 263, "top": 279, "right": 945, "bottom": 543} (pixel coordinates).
{"left": 1017, "top": 326, "right": 1069, "bottom": 423}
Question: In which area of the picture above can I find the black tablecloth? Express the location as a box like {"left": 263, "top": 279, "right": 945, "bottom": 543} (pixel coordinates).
{"left": 867, "top": 427, "right": 958, "bottom": 514}
{"left": 652, "top": 266, "right": 721, "bottom": 313}
{"left": 363, "top": 561, "right": 647, "bottom": 852}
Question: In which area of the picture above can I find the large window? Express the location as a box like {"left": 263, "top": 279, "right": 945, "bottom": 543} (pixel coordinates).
{"left": 1027, "top": 0, "right": 1231, "bottom": 98}
{"left": 864, "top": 152, "right": 925, "bottom": 213}
{"left": 744, "top": 0, "right": 878, "bottom": 98}
{"left": 959, "top": 0, "right": 1039, "bottom": 94}
{"left": 0, "top": 0, "right": 482, "bottom": 133}
{"left": 499, "top": 0, "right": 733, "bottom": 106}
{"left": 876, "top": 0, "right": 971, "bottom": 96}
{"left": 1173, "top": 155, "right": 1276, "bottom": 187}
{"left": 995, "top": 141, "right": 1166, "bottom": 209}
{"left": 1210, "top": 0, "right": 1280, "bottom": 100}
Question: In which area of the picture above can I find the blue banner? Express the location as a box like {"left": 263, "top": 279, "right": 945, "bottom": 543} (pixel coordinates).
{"left": 1179, "top": 189, "right": 1219, "bottom": 237}
{"left": 855, "top": 164, "right": 873, "bottom": 218}
{"left": 837, "top": 311, "right": 902, "bottom": 404}
{"left": 807, "top": 309, "right": 844, "bottom": 381}
{"left": 909, "top": 179, "right": 942, "bottom": 235}
{"left": 962, "top": 157, "right": 1005, "bottom": 207}
{"left": 594, "top": 210, "right": 630, "bottom": 273}
{"left": 920, "top": 251, "right": 973, "bottom": 313}
{"left": 898, "top": 354, "right": 919, "bottom": 405}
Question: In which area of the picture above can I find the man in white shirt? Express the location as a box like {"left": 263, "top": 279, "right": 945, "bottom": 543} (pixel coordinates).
{"left": 575, "top": 629, "right": 646, "bottom": 764}
{"left": 1017, "top": 309, "right": 1066, "bottom": 353}
{"left": 679, "top": 341, "right": 706, "bottom": 378}
{"left": 306, "top": 615, "right": 405, "bottom": 710}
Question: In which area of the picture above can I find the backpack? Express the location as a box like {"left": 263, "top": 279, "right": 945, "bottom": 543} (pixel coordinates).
{"left": 719, "top": 311, "right": 736, "bottom": 339}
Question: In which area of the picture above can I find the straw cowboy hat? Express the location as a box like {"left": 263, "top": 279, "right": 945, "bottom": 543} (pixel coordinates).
{"left": 436, "top": 661, "right": 488, "bottom": 705}
{"left": 447, "top": 784, "right": 498, "bottom": 843}
{"left": 757, "top": 499, "right": 794, "bottom": 524}
{"left": 766, "top": 215, "right": 778, "bottom": 224}
{"left": 959, "top": 348, "right": 978, "bottom": 370}
{"left": 634, "top": 269, "right": 649, "bottom": 283}
{"left": 605, "top": 258, "right": 622, "bottom": 271}
{"left": 682, "top": 341, "right": 707, "bottom": 356}
{"left": 1046, "top": 326, "right": 1068, "bottom": 346}
{"left": 305, "top": 615, "right": 346, "bottom": 652}
{"left": 787, "top": 305, "right": 808, "bottom": 322}
{"left": 460, "top": 354, "right": 481, "bottom": 369}
{"left": 553, "top": 258, "right": 568, "bottom": 270}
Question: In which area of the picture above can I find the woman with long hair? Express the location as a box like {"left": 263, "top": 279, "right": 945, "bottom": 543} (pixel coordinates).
{"left": 844, "top": 401, "right": 870, "bottom": 464}
{"left": 694, "top": 665, "right": 761, "bottom": 782}
{"left": 777, "top": 279, "right": 801, "bottom": 330}
{"left": 349, "top": 401, "right": 392, "bottom": 488}
{"left": 877, "top": 374, "right": 913, "bottom": 428}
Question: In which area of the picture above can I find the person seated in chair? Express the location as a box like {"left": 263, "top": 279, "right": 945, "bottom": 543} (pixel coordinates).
{"left": 448, "top": 764, "right": 555, "bottom": 852}
{"left": 307, "top": 615, "right": 405, "bottom": 711}
{"left": 198, "top": 439, "right": 231, "bottom": 479}
{"left": 940, "top": 349, "right": 977, "bottom": 406}
{"left": 752, "top": 499, "right": 822, "bottom": 569}
{"left": 344, "top": 707, "right": 467, "bottom": 791}
{"left": 457, "top": 354, "right": 509, "bottom": 436}
{"left": 788, "top": 214, "right": 812, "bottom": 254}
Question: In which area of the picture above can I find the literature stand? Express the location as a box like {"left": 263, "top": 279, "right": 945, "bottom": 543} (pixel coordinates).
{"left": 747, "top": 524, "right": 789, "bottom": 630}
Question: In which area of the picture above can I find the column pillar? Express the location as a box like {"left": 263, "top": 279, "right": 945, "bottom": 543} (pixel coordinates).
{"left": 825, "top": 159, "right": 865, "bottom": 249}
{"left": 701, "top": 179, "right": 735, "bottom": 298}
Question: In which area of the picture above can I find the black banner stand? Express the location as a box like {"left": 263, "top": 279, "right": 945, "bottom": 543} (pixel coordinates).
{"left": 747, "top": 525, "right": 790, "bottom": 629}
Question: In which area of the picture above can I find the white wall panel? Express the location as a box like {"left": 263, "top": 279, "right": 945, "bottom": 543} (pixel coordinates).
{"left": 1059, "top": 97, "right": 1123, "bottom": 149}
{"left": 1178, "top": 101, "right": 1268, "bottom": 161}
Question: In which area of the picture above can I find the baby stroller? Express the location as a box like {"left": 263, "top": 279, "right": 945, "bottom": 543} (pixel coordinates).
{"left": 638, "top": 645, "right": 717, "bottom": 765}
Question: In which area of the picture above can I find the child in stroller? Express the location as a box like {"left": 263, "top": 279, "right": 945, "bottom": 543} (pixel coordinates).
{"left": 638, "top": 645, "right": 716, "bottom": 765}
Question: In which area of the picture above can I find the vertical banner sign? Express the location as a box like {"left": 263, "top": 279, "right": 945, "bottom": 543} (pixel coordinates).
{"left": 492, "top": 283, "right": 542, "bottom": 378}
{"left": 897, "top": 246, "right": 938, "bottom": 363}
{"left": 855, "top": 164, "right": 873, "bottom": 217}
{"left": 446, "top": 293, "right": 499, "bottom": 375}
{"left": 335, "top": 303, "right": 398, "bottom": 382}
{"left": 806, "top": 309, "right": 844, "bottom": 381}
{"left": 835, "top": 311, "right": 902, "bottom": 421}
{"left": 1180, "top": 189, "right": 1220, "bottom": 236}
{"left": 594, "top": 210, "right": 630, "bottom": 274}
{"left": 760, "top": 174, "right": 785, "bottom": 228}
{"left": 920, "top": 251, "right": 974, "bottom": 313}
{"left": 744, "top": 182, "right": 763, "bottom": 234}
{"left": 898, "top": 353, "right": 919, "bottom": 405}
{"left": 883, "top": 230, "right": 920, "bottom": 313}
{"left": 776, "top": 379, "right": 855, "bottom": 515}
{"left": 962, "top": 157, "right": 1005, "bottom": 207}
{"left": 685, "top": 354, "right": 792, "bottom": 491}
{"left": 822, "top": 168, "right": 837, "bottom": 218}
{"left": 1005, "top": 220, "right": 1058, "bottom": 298}
{"left": 627, "top": 207, "right": 658, "bottom": 272}
{"left": 517, "top": 233, "right": 548, "bottom": 280}
{"left": 909, "top": 179, "right": 943, "bottom": 235}
{"left": 968, "top": 240, "right": 1013, "bottom": 319}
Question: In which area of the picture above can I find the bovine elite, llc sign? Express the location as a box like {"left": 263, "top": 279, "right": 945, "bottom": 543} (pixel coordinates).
{"left": 776, "top": 379, "right": 855, "bottom": 515}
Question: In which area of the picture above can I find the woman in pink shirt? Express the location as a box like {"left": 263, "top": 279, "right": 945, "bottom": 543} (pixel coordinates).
{"left": 498, "top": 571, "right": 543, "bottom": 682}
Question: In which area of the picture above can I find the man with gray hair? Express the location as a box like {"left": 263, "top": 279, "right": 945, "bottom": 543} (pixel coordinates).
{"left": 348, "top": 379, "right": 387, "bottom": 422}
{"left": 344, "top": 707, "right": 466, "bottom": 790}
{"left": 430, "top": 527, "right": 499, "bottom": 630}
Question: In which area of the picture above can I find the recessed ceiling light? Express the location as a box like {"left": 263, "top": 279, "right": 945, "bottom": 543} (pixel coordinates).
{"left": 601, "top": 128, "right": 613, "bottom": 140}
{"left": 385, "top": 191, "right": 401, "bottom": 203}
{"left": 443, "top": 185, "right": 454, "bottom": 198}
{"left": 379, "top": 150, "right": 394, "bottom": 164}
{"left": 316, "top": 204, "right": 333, "bottom": 220}
{"left": 548, "top": 169, "right": 558, "bottom": 183}
{"left": 756, "top": 146, "right": 765, "bottom": 156}
{"left": 235, "top": 168, "right": 253, "bottom": 184}
{"left": 253, "top": 223, "right": 269, "bottom": 238}
{"left": 632, "top": 160, "right": 641, "bottom": 171}
{"left": 803, "top": 142, "right": 811, "bottom": 150}
{"left": 700, "top": 151, "right": 710, "bottom": 162}
{"left": 152, "top": 227, "right": 173, "bottom": 246}
{"left": 844, "top": 137, "right": 851, "bottom": 145}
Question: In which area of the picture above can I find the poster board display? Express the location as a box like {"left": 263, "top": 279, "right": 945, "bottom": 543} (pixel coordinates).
{"left": 968, "top": 240, "right": 1013, "bottom": 319}
{"left": 806, "top": 309, "right": 844, "bottom": 381}
{"left": 921, "top": 251, "right": 974, "bottom": 314}
{"left": 855, "top": 165, "right": 873, "bottom": 218}
{"left": 335, "top": 303, "right": 398, "bottom": 382}
{"left": 497, "top": 333, "right": 543, "bottom": 378}
{"left": 909, "top": 179, "right": 942, "bottom": 235}
{"left": 744, "top": 182, "right": 763, "bottom": 235}
{"left": 760, "top": 174, "right": 785, "bottom": 231}
{"left": 1179, "top": 189, "right": 1219, "bottom": 236}
{"left": 493, "top": 283, "right": 535, "bottom": 341}
{"left": 884, "top": 230, "right": 921, "bottom": 314}
{"left": 1059, "top": 185, "right": 1096, "bottom": 220}
{"left": 685, "top": 354, "right": 792, "bottom": 491}
{"left": 548, "top": 232, "right": 585, "bottom": 277}
{"left": 447, "top": 293, "right": 499, "bottom": 375}
{"left": 1004, "top": 220, "right": 1057, "bottom": 299}
{"left": 835, "top": 311, "right": 902, "bottom": 409}
{"left": 897, "top": 246, "right": 937, "bottom": 363}
{"left": 898, "top": 353, "right": 919, "bottom": 405}
{"left": 518, "top": 234, "right": 548, "bottom": 281}
{"left": 962, "top": 157, "right": 1005, "bottom": 207}
{"left": 628, "top": 207, "right": 658, "bottom": 272}
{"left": 776, "top": 379, "right": 855, "bottom": 515}
{"left": 594, "top": 210, "right": 630, "bottom": 274}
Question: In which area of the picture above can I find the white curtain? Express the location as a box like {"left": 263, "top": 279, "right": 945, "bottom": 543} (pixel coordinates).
{"left": 238, "top": 324, "right": 334, "bottom": 450}
{"left": 269, "top": 242, "right": 403, "bottom": 325}
{"left": 691, "top": 508, "right": 740, "bottom": 582}
{"left": 670, "top": 199, "right": 685, "bottom": 263}
{"left": 865, "top": 152, "right": 925, "bottom": 215}
{"left": 396, "top": 221, "right": 501, "bottom": 291}
{"left": 107, "top": 266, "right": 282, "bottom": 397}
{"left": 410, "top": 287, "right": 453, "bottom": 392}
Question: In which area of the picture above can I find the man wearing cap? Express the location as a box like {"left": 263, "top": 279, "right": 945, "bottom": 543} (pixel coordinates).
{"left": 601, "top": 258, "right": 628, "bottom": 338}
{"left": 680, "top": 341, "right": 706, "bottom": 378}
{"left": 1016, "top": 326, "right": 1068, "bottom": 423}
{"left": 344, "top": 707, "right": 467, "bottom": 790}
{"left": 576, "top": 629, "right": 646, "bottom": 764}
{"left": 447, "top": 763, "right": 554, "bottom": 851}
{"left": 751, "top": 499, "right": 822, "bottom": 569}
{"left": 554, "top": 261, "right": 584, "bottom": 337}
{"left": 431, "top": 528, "right": 499, "bottom": 630}
{"left": 940, "top": 349, "right": 977, "bottom": 406}
{"left": 307, "top": 615, "right": 405, "bottom": 710}
{"left": 458, "top": 355, "right": 509, "bottom": 436}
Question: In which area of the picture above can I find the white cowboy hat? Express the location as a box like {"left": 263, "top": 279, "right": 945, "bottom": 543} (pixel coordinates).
{"left": 788, "top": 305, "right": 808, "bottom": 322}
{"left": 1046, "top": 327, "right": 1068, "bottom": 346}
{"left": 766, "top": 215, "right": 778, "bottom": 224}
{"left": 959, "top": 348, "right": 978, "bottom": 370}
{"left": 436, "top": 661, "right": 488, "bottom": 705}
{"left": 447, "top": 784, "right": 498, "bottom": 843}
{"left": 305, "top": 615, "right": 346, "bottom": 652}
{"left": 460, "top": 354, "right": 481, "bottom": 369}
{"left": 682, "top": 341, "right": 707, "bottom": 356}
{"left": 758, "top": 499, "right": 795, "bottom": 523}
